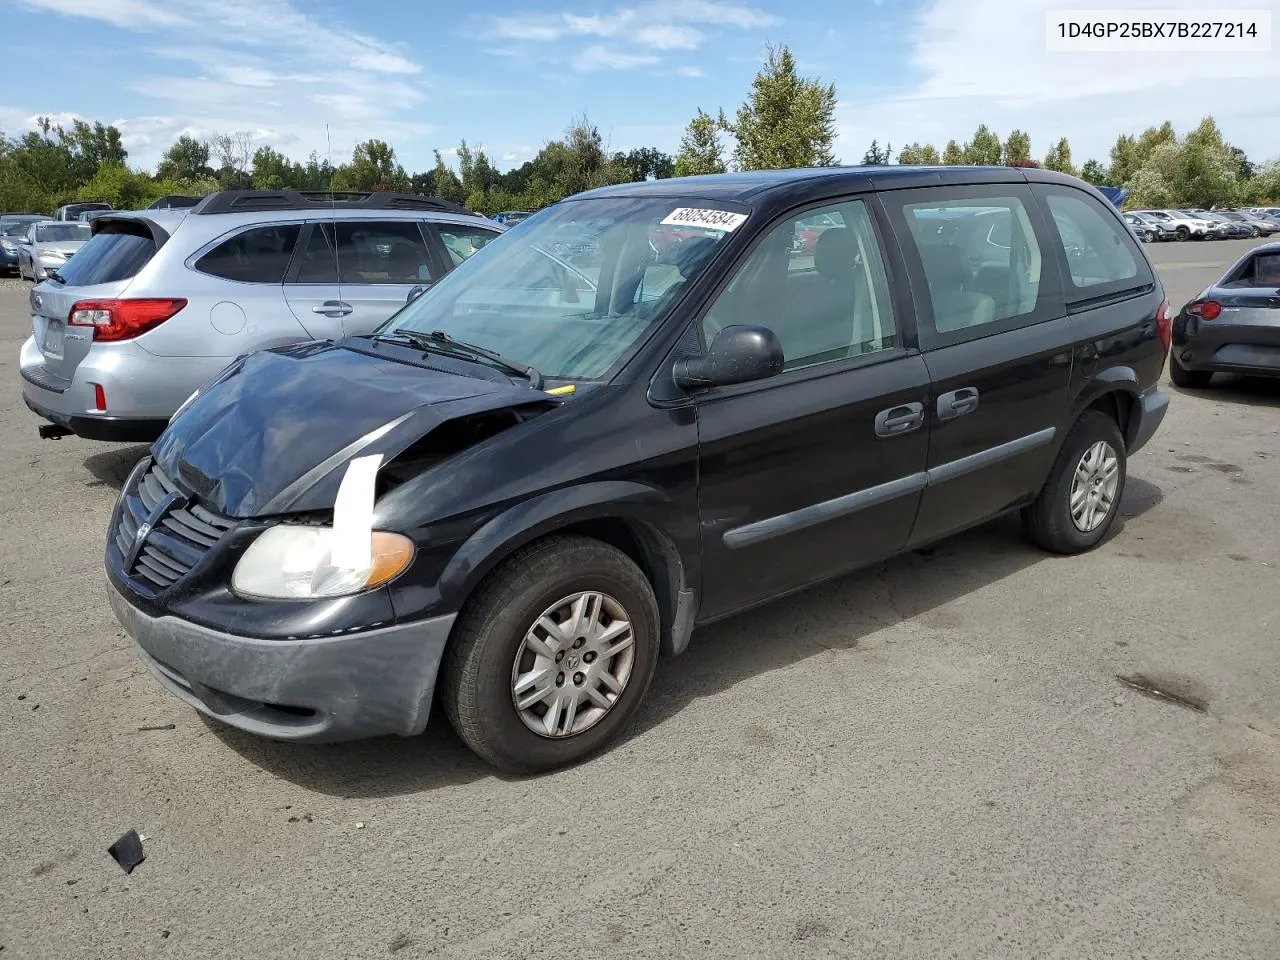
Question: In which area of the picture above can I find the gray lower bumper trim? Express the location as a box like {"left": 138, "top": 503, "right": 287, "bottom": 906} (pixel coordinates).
{"left": 1128, "top": 388, "right": 1169, "bottom": 455}
{"left": 107, "top": 581, "right": 456, "bottom": 742}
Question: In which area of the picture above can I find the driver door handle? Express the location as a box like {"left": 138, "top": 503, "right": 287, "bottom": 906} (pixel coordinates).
{"left": 937, "top": 386, "right": 980, "bottom": 421}
{"left": 313, "top": 300, "right": 353, "bottom": 317}
{"left": 875, "top": 402, "right": 925, "bottom": 438}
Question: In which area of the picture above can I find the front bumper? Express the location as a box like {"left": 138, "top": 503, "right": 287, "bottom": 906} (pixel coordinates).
{"left": 107, "top": 579, "right": 456, "bottom": 741}
{"left": 1128, "top": 387, "right": 1168, "bottom": 455}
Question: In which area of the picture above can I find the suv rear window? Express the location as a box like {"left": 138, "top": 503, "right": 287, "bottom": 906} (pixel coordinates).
{"left": 51, "top": 228, "right": 156, "bottom": 286}
{"left": 195, "top": 224, "right": 300, "bottom": 283}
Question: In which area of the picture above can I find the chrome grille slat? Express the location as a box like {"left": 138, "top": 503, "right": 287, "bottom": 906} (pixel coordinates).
{"left": 110, "top": 461, "right": 235, "bottom": 590}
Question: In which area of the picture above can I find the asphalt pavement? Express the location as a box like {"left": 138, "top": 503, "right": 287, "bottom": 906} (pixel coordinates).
{"left": 1, "top": 238, "right": 1278, "bottom": 959}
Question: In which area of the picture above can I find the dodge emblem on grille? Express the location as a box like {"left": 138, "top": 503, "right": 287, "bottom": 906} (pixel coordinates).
{"left": 124, "top": 490, "right": 187, "bottom": 570}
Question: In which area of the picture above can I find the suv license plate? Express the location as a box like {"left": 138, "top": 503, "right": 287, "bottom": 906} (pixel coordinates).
{"left": 43, "top": 320, "right": 65, "bottom": 359}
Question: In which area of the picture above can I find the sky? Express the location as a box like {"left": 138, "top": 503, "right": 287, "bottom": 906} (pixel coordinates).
{"left": 4, "top": 0, "right": 1278, "bottom": 175}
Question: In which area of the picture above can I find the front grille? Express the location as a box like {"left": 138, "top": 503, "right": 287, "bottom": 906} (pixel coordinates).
{"left": 114, "top": 462, "right": 235, "bottom": 590}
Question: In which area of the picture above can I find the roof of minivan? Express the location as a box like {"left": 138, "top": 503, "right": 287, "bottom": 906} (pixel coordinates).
{"left": 576, "top": 165, "right": 1091, "bottom": 203}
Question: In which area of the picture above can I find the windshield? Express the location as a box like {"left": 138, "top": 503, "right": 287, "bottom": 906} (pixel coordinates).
{"left": 35, "top": 223, "right": 90, "bottom": 243}
{"left": 381, "top": 196, "right": 743, "bottom": 380}
{"left": 1, "top": 220, "right": 37, "bottom": 237}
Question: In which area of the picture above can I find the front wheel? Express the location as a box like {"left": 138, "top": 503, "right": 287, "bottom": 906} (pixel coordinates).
{"left": 1175, "top": 226, "right": 1190, "bottom": 241}
{"left": 1023, "top": 411, "right": 1127, "bottom": 555}
{"left": 441, "top": 535, "right": 660, "bottom": 774}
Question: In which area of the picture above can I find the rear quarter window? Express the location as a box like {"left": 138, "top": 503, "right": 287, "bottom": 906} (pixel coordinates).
{"left": 1042, "top": 190, "right": 1149, "bottom": 298}
{"left": 195, "top": 224, "right": 301, "bottom": 283}
{"left": 51, "top": 227, "right": 156, "bottom": 286}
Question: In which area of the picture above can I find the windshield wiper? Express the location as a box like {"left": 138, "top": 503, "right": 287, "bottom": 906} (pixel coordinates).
{"left": 380, "top": 328, "right": 544, "bottom": 390}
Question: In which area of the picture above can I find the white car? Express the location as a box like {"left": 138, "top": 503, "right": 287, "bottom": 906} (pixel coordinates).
{"left": 1130, "top": 209, "right": 1214, "bottom": 241}
{"left": 16, "top": 220, "right": 91, "bottom": 281}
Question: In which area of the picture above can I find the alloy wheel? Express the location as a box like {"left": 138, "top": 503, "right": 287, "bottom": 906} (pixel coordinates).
{"left": 1069, "top": 440, "right": 1120, "bottom": 533}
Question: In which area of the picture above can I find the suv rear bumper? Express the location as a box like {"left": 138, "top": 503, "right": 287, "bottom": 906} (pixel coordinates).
{"left": 107, "top": 579, "right": 456, "bottom": 742}
{"left": 20, "top": 334, "right": 221, "bottom": 441}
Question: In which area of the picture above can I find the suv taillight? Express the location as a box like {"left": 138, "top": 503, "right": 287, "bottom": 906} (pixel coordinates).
{"left": 1187, "top": 300, "right": 1222, "bottom": 321}
{"left": 67, "top": 299, "right": 187, "bottom": 342}
{"left": 1156, "top": 299, "right": 1171, "bottom": 353}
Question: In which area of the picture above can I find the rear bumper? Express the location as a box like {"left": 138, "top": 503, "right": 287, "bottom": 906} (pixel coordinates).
{"left": 107, "top": 579, "right": 456, "bottom": 742}
{"left": 1173, "top": 322, "right": 1280, "bottom": 378}
{"left": 1128, "top": 388, "right": 1168, "bottom": 455}
{"left": 20, "top": 334, "right": 223, "bottom": 439}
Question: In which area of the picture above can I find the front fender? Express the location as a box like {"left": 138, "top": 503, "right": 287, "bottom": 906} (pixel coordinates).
{"left": 435, "top": 480, "right": 691, "bottom": 612}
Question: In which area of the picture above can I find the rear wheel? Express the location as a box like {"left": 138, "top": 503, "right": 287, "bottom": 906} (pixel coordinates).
{"left": 1023, "top": 411, "right": 1126, "bottom": 555}
{"left": 441, "top": 535, "right": 660, "bottom": 774}
{"left": 1169, "top": 353, "right": 1212, "bottom": 389}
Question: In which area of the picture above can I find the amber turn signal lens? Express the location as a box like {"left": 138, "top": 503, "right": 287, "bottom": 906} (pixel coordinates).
{"left": 367, "top": 531, "right": 415, "bottom": 589}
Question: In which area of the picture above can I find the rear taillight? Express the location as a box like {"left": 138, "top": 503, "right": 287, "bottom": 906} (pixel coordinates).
{"left": 1187, "top": 299, "right": 1222, "bottom": 321}
{"left": 68, "top": 298, "right": 186, "bottom": 342}
{"left": 1155, "top": 298, "right": 1171, "bottom": 353}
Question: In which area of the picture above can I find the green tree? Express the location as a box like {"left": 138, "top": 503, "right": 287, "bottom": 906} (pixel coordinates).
{"left": 1080, "top": 159, "right": 1109, "bottom": 185}
{"left": 250, "top": 146, "right": 297, "bottom": 190}
{"left": 861, "top": 140, "right": 892, "bottom": 165}
{"left": 61, "top": 120, "right": 127, "bottom": 183}
{"left": 1003, "top": 129, "right": 1031, "bottom": 165}
{"left": 941, "top": 139, "right": 964, "bottom": 165}
{"left": 616, "top": 147, "right": 674, "bottom": 181}
{"left": 431, "top": 150, "right": 465, "bottom": 203}
{"left": 1043, "top": 137, "right": 1078, "bottom": 176}
{"left": 156, "top": 135, "right": 211, "bottom": 183}
{"left": 962, "top": 124, "right": 1002, "bottom": 165}
{"left": 729, "top": 44, "right": 837, "bottom": 170}
{"left": 334, "top": 139, "right": 410, "bottom": 192}
{"left": 897, "top": 143, "right": 940, "bottom": 164}
{"left": 674, "top": 109, "right": 728, "bottom": 177}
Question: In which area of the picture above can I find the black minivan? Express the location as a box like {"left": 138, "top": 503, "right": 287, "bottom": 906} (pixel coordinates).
{"left": 105, "top": 167, "right": 1170, "bottom": 772}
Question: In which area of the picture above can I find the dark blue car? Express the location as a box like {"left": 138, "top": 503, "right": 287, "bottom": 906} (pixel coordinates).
{"left": 0, "top": 215, "right": 42, "bottom": 274}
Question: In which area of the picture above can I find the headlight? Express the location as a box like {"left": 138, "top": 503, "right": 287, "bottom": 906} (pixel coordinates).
{"left": 231, "top": 525, "right": 414, "bottom": 600}
{"left": 0, "top": 239, "right": 14, "bottom": 253}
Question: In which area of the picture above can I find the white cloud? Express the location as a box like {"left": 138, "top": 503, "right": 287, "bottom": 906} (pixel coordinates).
{"left": 486, "top": 0, "right": 778, "bottom": 68}
{"left": 835, "top": 0, "right": 1280, "bottom": 165}
{"left": 574, "top": 46, "right": 663, "bottom": 72}
{"left": 676, "top": 65, "right": 705, "bottom": 78}
{"left": 17, "top": 0, "right": 188, "bottom": 29}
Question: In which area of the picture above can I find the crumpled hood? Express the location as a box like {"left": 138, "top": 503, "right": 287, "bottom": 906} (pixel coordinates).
{"left": 151, "top": 340, "right": 548, "bottom": 518}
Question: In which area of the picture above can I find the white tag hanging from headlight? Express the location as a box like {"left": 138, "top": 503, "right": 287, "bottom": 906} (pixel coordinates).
{"left": 331, "top": 454, "right": 383, "bottom": 571}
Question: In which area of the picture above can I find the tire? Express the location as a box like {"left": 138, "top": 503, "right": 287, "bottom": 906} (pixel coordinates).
{"left": 441, "top": 535, "right": 660, "bottom": 774}
{"left": 1175, "top": 226, "right": 1190, "bottom": 241}
{"left": 1169, "top": 353, "right": 1212, "bottom": 389}
{"left": 1022, "top": 411, "right": 1127, "bottom": 555}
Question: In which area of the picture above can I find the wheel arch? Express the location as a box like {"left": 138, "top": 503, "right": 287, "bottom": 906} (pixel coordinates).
{"left": 1070, "top": 368, "right": 1140, "bottom": 450}
{"left": 437, "top": 481, "right": 699, "bottom": 658}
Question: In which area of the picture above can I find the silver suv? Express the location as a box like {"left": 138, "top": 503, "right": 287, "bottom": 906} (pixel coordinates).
{"left": 20, "top": 190, "right": 504, "bottom": 442}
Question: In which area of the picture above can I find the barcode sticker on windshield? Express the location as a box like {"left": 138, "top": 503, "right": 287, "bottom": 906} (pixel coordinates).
{"left": 660, "top": 208, "right": 749, "bottom": 232}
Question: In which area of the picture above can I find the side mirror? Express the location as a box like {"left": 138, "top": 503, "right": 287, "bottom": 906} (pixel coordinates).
{"left": 407, "top": 284, "right": 429, "bottom": 302}
{"left": 17, "top": 237, "right": 32, "bottom": 245}
{"left": 673, "top": 325, "right": 784, "bottom": 391}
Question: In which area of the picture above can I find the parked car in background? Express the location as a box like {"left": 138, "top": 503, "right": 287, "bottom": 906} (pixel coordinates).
{"left": 1170, "top": 241, "right": 1280, "bottom": 387}
{"left": 1132, "top": 209, "right": 1214, "bottom": 241}
{"left": 0, "top": 215, "right": 43, "bottom": 274}
{"left": 147, "top": 195, "right": 202, "bottom": 210}
{"left": 77, "top": 209, "right": 113, "bottom": 222}
{"left": 101, "top": 167, "right": 1169, "bottom": 773}
{"left": 1123, "top": 212, "right": 1160, "bottom": 242}
{"left": 1246, "top": 207, "right": 1280, "bottom": 224}
{"left": 1127, "top": 211, "right": 1176, "bottom": 241}
{"left": 1189, "top": 210, "right": 1250, "bottom": 240}
{"left": 54, "top": 201, "right": 112, "bottom": 221}
{"left": 20, "top": 189, "right": 503, "bottom": 442}
{"left": 16, "top": 220, "right": 91, "bottom": 281}
{"left": 1242, "top": 210, "right": 1280, "bottom": 233}
{"left": 491, "top": 211, "right": 533, "bottom": 226}
{"left": 1218, "top": 210, "right": 1277, "bottom": 237}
